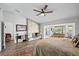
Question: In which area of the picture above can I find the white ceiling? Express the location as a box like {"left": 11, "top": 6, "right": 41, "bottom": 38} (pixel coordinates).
{"left": 0, "top": 3, "right": 79, "bottom": 23}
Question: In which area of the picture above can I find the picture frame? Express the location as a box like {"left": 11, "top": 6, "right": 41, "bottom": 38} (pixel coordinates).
{"left": 16, "top": 24, "right": 27, "bottom": 31}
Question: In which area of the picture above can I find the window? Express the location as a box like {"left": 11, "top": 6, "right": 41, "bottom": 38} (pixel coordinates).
{"left": 68, "top": 25, "right": 73, "bottom": 32}
{"left": 53, "top": 26, "right": 63, "bottom": 34}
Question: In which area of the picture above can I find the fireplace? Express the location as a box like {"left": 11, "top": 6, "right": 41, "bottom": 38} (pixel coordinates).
{"left": 5, "top": 33, "right": 11, "bottom": 42}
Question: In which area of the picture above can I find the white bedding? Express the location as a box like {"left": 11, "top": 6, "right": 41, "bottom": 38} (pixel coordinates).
{"left": 32, "top": 38, "right": 79, "bottom": 56}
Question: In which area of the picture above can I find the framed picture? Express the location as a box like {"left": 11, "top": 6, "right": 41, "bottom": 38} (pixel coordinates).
{"left": 16, "top": 24, "right": 27, "bottom": 31}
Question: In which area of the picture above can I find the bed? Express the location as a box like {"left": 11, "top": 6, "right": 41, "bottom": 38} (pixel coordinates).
{"left": 32, "top": 38, "right": 79, "bottom": 56}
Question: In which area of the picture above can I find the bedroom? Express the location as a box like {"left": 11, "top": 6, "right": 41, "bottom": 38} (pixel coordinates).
{"left": 0, "top": 3, "right": 79, "bottom": 56}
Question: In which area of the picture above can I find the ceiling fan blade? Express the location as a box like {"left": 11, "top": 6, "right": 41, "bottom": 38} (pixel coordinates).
{"left": 41, "top": 9, "right": 44, "bottom": 12}
{"left": 33, "top": 9, "right": 41, "bottom": 12}
{"left": 36, "top": 13, "right": 41, "bottom": 16}
{"left": 45, "top": 11, "right": 53, "bottom": 13}
{"left": 44, "top": 5, "right": 48, "bottom": 10}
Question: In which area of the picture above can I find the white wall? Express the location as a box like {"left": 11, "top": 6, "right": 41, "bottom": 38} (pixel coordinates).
{"left": 4, "top": 20, "right": 26, "bottom": 41}
{"left": 3, "top": 10, "right": 27, "bottom": 43}
{"left": 13, "top": 19, "right": 27, "bottom": 43}
{"left": 4, "top": 21, "right": 14, "bottom": 40}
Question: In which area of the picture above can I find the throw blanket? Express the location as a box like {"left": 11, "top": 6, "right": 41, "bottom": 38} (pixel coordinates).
{"left": 32, "top": 38, "right": 76, "bottom": 56}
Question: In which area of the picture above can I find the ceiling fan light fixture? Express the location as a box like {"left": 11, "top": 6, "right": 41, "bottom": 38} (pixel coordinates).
{"left": 40, "top": 13, "right": 45, "bottom": 16}
{"left": 33, "top": 5, "right": 53, "bottom": 16}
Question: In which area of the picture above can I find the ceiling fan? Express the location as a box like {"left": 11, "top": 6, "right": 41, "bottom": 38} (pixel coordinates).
{"left": 33, "top": 5, "right": 53, "bottom": 16}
